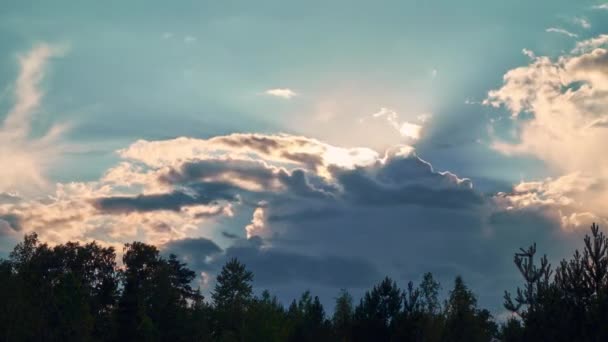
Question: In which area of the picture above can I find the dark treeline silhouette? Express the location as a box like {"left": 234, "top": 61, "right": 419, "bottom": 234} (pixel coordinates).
{"left": 1, "top": 223, "right": 608, "bottom": 341}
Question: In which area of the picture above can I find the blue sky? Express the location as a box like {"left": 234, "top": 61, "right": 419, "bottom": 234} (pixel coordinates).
{"left": 3, "top": 0, "right": 608, "bottom": 315}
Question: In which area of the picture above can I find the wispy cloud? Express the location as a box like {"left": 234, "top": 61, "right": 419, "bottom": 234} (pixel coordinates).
{"left": 265, "top": 88, "right": 297, "bottom": 99}
{"left": 370, "top": 107, "right": 423, "bottom": 140}
{"left": 184, "top": 35, "right": 197, "bottom": 43}
{"left": 592, "top": 3, "right": 608, "bottom": 10}
{"left": 522, "top": 48, "right": 536, "bottom": 59}
{"left": 572, "top": 34, "right": 608, "bottom": 53}
{"left": 572, "top": 17, "right": 591, "bottom": 29}
{"left": 161, "top": 32, "right": 173, "bottom": 39}
{"left": 0, "top": 44, "right": 68, "bottom": 194}
{"left": 546, "top": 27, "right": 578, "bottom": 38}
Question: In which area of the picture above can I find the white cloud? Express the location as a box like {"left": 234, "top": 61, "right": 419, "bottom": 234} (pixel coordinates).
{"left": 184, "top": 35, "right": 197, "bottom": 43}
{"left": 161, "top": 32, "right": 173, "bottom": 39}
{"left": 572, "top": 34, "right": 608, "bottom": 53}
{"left": 245, "top": 206, "right": 269, "bottom": 239}
{"left": 572, "top": 17, "right": 591, "bottom": 29}
{"left": 0, "top": 44, "right": 67, "bottom": 194}
{"left": 370, "top": 107, "right": 423, "bottom": 140}
{"left": 546, "top": 27, "right": 578, "bottom": 38}
{"left": 522, "top": 48, "right": 536, "bottom": 59}
{"left": 265, "top": 88, "right": 297, "bottom": 99}
{"left": 431, "top": 69, "right": 438, "bottom": 78}
{"left": 486, "top": 34, "right": 608, "bottom": 228}
{"left": 417, "top": 113, "right": 432, "bottom": 123}
{"left": 493, "top": 173, "right": 606, "bottom": 231}
{"left": 592, "top": 3, "right": 608, "bottom": 10}
{"left": 398, "top": 121, "right": 423, "bottom": 140}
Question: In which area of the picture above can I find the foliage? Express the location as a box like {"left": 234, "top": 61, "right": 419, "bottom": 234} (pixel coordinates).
{"left": 4, "top": 223, "right": 608, "bottom": 341}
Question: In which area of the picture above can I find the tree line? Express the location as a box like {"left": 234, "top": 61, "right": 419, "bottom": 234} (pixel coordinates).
{"left": 1, "top": 223, "right": 608, "bottom": 341}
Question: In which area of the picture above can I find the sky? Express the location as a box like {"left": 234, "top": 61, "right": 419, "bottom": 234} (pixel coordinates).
{"left": 2, "top": 0, "right": 608, "bottom": 316}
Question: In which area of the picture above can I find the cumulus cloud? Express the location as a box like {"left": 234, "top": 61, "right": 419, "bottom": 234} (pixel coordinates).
{"left": 0, "top": 129, "right": 580, "bottom": 312}
{"left": 0, "top": 44, "right": 67, "bottom": 194}
{"left": 245, "top": 207, "right": 269, "bottom": 239}
{"left": 546, "top": 27, "right": 578, "bottom": 38}
{"left": 265, "top": 88, "right": 297, "bottom": 99}
{"left": 0, "top": 133, "right": 445, "bottom": 246}
{"left": 486, "top": 34, "right": 608, "bottom": 229}
{"left": 493, "top": 173, "right": 606, "bottom": 231}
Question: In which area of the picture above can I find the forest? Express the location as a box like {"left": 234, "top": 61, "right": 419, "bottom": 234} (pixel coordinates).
{"left": 2, "top": 224, "right": 608, "bottom": 341}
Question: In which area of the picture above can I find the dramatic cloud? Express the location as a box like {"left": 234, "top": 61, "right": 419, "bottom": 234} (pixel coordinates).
{"left": 265, "top": 88, "right": 297, "bottom": 99}
{"left": 0, "top": 129, "right": 580, "bottom": 311}
{"left": 0, "top": 44, "right": 67, "bottom": 194}
{"left": 486, "top": 34, "right": 608, "bottom": 229}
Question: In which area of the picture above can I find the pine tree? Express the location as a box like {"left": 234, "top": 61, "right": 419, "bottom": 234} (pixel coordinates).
{"left": 333, "top": 289, "right": 354, "bottom": 341}
{"left": 212, "top": 258, "right": 254, "bottom": 341}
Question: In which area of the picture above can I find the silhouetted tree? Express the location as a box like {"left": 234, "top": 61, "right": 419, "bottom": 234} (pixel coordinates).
{"left": 244, "top": 290, "right": 289, "bottom": 341}
{"left": 333, "top": 289, "right": 354, "bottom": 342}
{"left": 212, "top": 258, "right": 254, "bottom": 341}
{"left": 22, "top": 222, "right": 608, "bottom": 341}
{"left": 353, "top": 277, "right": 402, "bottom": 342}
{"left": 443, "top": 276, "right": 497, "bottom": 342}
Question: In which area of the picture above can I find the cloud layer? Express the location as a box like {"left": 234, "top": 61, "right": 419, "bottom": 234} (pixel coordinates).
{"left": 0, "top": 129, "right": 577, "bottom": 312}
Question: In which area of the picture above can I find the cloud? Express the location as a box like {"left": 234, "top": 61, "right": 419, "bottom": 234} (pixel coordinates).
{"left": 572, "top": 17, "right": 591, "bottom": 29}
{"left": 592, "top": 3, "right": 608, "bottom": 10}
{"left": 265, "top": 88, "right": 297, "bottom": 99}
{"left": 161, "top": 32, "right": 173, "bottom": 39}
{"left": 572, "top": 35, "right": 608, "bottom": 53}
{"left": 245, "top": 207, "right": 269, "bottom": 239}
{"left": 0, "top": 132, "right": 476, "bottom": 245}
{"left": 0, "top": 44, "right": 67, "bottom": 194}
{"left": 162, "top": 237, "right": 222, "bottom": 270}
{"left": 546, "top": 27, "right": 578, "bottom": 38}
{"left": 522, "top": 48, "right": 536, "bottom": 59}
{"left": 184, "top": 35, "right": 197, "bottom": 43}
{"left": 0, "top": 130, "right": 581, "bottom": 312}
{"left": 417, "top": 113, "right": 432, "bottom": 123}
{"left": 93, "top": 184, "right": 238, "bottom": 214}
{"left": 0, "top": 214, "right": 21, "bottom": 232}
{"left": 493, "top": 173, "right": 606, "bottom": 231}
{"left": 485, "top": 34, "right": 608, "bottom": 229}
{"left": 369, "top": 107, "right": 424, "bottom": 140}
{"left": 163, "top": 236, "right": 382, "bottom": 289}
